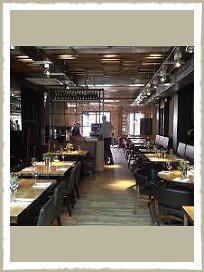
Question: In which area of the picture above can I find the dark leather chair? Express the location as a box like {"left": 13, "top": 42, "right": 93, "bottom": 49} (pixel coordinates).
{"left": 134, "top": 162, "right": 160, "bottom": 201}
{"left": 37, "top": 195, "right": 55, "bottom": 226}
{"left": 63, "top": 164, "right": 78, "bottom": 216}
{"left": 184, "top": 145, "right": 194, "bottom": 164}
{"left": 74, "top": 161, "right": 82, "bottom": 198}
{"left": 176, "top": 142, "right": 186, "bottom": 158}
{"left": 151, "top": 183, "right": 194, "bottom": 225}
{"left": 52, "top": 181, "right": 66, "bottom": 225}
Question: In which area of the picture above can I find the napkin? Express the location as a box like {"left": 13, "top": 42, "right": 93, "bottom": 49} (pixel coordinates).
{"left": 10, "top": 198, "right": 34, "bottom": 206}
{"left": 55, "top": 167, "right": 68, "bottom": 171}
{"left": 32, "top": 182, "right": 52, "bottom": 188}
{"left": 14, "top": 198, "right": 34, "bottom": 202}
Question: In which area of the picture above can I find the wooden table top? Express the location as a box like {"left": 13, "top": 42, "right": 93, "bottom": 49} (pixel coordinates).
{"left": 20, "top": 161, "right": 76, "bottom": 177}
{"left": 57, "top": 150, "right": 88, "bottom": 156}
{"left": 144, "top": 153, "right": 184, "bottom": 163}
{"left": 182, "top": 206, "right": 194, "bottom": 224}
{"left": 10, "top": 178, "right": 56, "bottom": 220}
{"left": 158, "top": 170, "right": 194, "bottom": 185}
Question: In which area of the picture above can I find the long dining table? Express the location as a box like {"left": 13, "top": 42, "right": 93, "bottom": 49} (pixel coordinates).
{"left": 19, "top": 161, "right": 76, "bottom": 179}
{"left": 10, "top": 178, "right": 57, "bottom": 221}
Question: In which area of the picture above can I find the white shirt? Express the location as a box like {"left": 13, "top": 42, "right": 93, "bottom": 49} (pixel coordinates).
{"left": 100, "top": 121, "right": 113, "bottom": 138}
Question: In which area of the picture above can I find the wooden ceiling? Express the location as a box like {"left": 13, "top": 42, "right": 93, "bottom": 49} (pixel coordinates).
{"left": 11, "top": 46, "right": 191, "bottom": 105}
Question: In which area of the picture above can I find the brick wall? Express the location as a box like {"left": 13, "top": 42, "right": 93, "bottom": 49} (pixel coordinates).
{"left": 45, "top": 102, "right": 157, "bottom": 138}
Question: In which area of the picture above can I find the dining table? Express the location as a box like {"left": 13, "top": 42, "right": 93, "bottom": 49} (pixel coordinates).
{"left": 19, "top": 161, "right": 76, "bottom": 179}
{"left": 182, "top": 206, "right": 194, "bottom": 225}
{"left": 54, "top": 150, "right": 88, "bottom": 161}
{"left": 10, "top": 178, "right": 57, "bottom": 221}
{"left": 144, "top": 153, "right": 184, "bottom": 163}
{"left": 157, "top": 169, "right": 194, "bottom": 186}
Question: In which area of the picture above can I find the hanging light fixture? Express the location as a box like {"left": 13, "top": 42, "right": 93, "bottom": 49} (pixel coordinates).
{"left": 174, "top": 48, "right": 182, "bottom": 68}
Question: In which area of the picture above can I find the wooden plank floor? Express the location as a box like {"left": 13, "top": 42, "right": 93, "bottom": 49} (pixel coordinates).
{"left": 60, "top": 147, "right": 153, "bottom": 226}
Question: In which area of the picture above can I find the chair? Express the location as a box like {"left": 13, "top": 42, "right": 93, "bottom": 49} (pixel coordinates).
{"left": 63, "top": 165, "right": 78, "bottom": 216}
{"left": 134, "top": 162, "right": 160, "bottom": 202}
{"left": 184, "top": 145, "right": 194, "bottom": 164}
{"left": 37, "top": 196, "right": 55, "bottom": 226}
{"left": 151, "top": 184, "right": 194, "bottom": 225}
{"left": 176, "top": 142, "right": 186, "bottom": 158}
{"left": 74, "top": 161, "right": 82, "bottom": 199}
{"left": 79, "top": 141, "right": 96, "bottom": 176}
{"left": 52, "top": 181, "right": 66, "bottom": 225}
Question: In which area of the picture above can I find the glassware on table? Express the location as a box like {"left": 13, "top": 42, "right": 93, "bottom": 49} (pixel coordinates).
{"left": 33, "top": 166, "right": 38, "bottom": 185}
{"left": 10, "top": 178, "right": 19, "bottom": 202}
{"left": 166, "top": 161, "right": 172, "bottom": 172}
{"left": 31, "top": 157, "right": 37, "bottom": 167}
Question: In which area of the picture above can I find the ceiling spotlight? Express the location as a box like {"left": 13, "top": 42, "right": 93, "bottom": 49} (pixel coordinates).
{"left": 160, "top": 76, "right": 166, "bottom": 82}
{"left": 174, "top": 49, "right": 182, "bottom": 61}
{"left": 44, "top": 69, "right": 50, "bottom": 76}
{"left": 44, "top": 63, "right": 50, "bottom": 69}
{"left": 185, "top": 46, "right": 194, "bottom": 53}
{"left": 175, "top": 60, "right": 182, "bottom": 68}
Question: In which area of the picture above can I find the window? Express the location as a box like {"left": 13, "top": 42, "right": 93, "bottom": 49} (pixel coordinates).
{"left": 81, "top": 111, "right": 110, "bottom": 136}
{"left": 129, "top": 112, "right": 144, "bottom": 135}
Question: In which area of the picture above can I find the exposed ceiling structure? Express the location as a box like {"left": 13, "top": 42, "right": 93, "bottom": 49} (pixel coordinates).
{"left": 10, "top": 46, "right": 194, "bottom": 105}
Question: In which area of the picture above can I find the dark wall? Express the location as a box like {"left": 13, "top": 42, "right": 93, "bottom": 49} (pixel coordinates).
{"left": 177, "top": 83, "right": 194, "bottom": 145}
{"left": 21, "top": 85, "right": 45, "bottom": 158}
{"left": 140, "top": 118, "right": 152, "bottom": 135}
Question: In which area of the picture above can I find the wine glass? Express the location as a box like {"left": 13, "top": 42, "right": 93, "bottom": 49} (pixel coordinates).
{"left": 33, "top": 166, "right": 38, "bottom": 185}
{"left": 10, "top": 179, "right": 19, "bottom": 202}
{"left": 166, "top": 161, "right": 172, "bottom": 173}
{"left": 31, "top": 157, "right": 37, "bottom": 167}
{"left": 61, "top": 154, "right": 65, "bottom": 161}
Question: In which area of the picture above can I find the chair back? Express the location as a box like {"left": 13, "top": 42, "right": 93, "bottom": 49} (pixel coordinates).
{"left": 152, "top": 184, "right": 194, "bottom": 210}
{"left": 184, "top": 145, "right": 194, "bottom": 164}
{"left": 75, "top": 161, "right": 82, "bottom": 185}
{"left": 64, "top": 164, "right": 77, "bottom": 193}
{"left": 52, "top": 181, "right": 65, "bottom": 221}
{"left": 37, "top": 196, "right": 55, "bottom": 226}
{"left": 176, "top": 142, "right": 186, "bottom": 158}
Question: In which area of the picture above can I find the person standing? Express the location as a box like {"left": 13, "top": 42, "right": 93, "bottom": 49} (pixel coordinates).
{"left": 100, "top": 115, "right": 114, "bottom": 165}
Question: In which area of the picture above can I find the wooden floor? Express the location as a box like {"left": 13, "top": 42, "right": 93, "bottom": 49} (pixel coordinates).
{"left": 60, "top": 147, "right": 153, "bottom": 226}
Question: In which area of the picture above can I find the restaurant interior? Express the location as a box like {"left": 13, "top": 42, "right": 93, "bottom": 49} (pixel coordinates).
{"left": 10, "top": 46, "right": 194, "bottom": 226}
